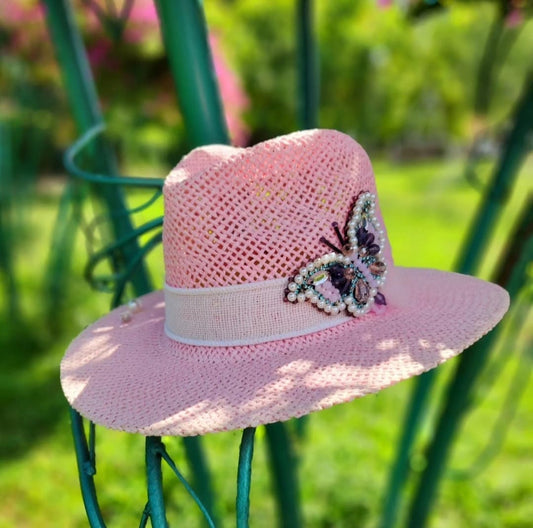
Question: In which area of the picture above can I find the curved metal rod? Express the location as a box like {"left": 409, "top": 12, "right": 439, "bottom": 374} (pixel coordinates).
{"left": 81, "top": 187, "right": 162, "bottom": 239}
{"left": 64, "top": 123, "right": 165, "bottom": 189}
{"left": 75, "top": 189, "right": 162, "bottom": 290}
{"left": 405, "top": 198, "right": 533, "bottom": 527}
{"left": 157, "top": 440, "right": 216, "bottom": 528}
{"left": 139, "top": 502, "right": 151, "bottom": 528}
{"left": 146, "top": 437, "right": 169, "bottom": 527}
{"left": 70, "top": 409, "right": 107, "bottom": 528}
{"left": 381, "top": 76, "right": 533, "bottom": 528}
{"left": 236, "top": 428, "right": 256, "bottom": 528}
{"left": 83, "top": 217, "right": 163, "bottom": 291}
{"left": 111, "top": 230, "right": 163, "bottom": 307}
{"left": 83, "top": 216, "right": 163, "bottom": 279}
{"left": 123, "top": 188, "right": 163, "bottom": 215}
{"left": 265, "top": 422, "right": 303, "bottom": 527}
{"left": 448, "top": 298, "right": 531, "bottom": 480}
{"left": 182, "top": 437, "right": 219, "bottom": 527}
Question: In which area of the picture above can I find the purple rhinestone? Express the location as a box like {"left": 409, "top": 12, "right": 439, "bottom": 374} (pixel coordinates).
{"left": 375, "top": 292, "right": 386, "bottom": 305}
{"left": 367, "top": 244, "right": 380, "bottom": 256}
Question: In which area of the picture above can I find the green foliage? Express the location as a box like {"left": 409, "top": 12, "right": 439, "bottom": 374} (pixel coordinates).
{"left": 206, "top": 0, "right": 300, "bottom": 141}
{"left": 205, "top": 0, "right": 532, "bottom": 148}
{"left": 3, "top": 0, "right": 531, "bottom": 161}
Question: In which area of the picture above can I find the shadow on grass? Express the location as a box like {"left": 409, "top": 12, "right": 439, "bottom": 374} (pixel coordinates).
{"left": 0, "top": 316, "right": 68, "bottom": 461}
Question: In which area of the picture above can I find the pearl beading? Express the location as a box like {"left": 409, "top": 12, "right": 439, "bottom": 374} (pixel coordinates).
{"left": 120, "top": 299, "right": 143, "bottom": 323}
{"left": 286, "top": 191, "right": 388, "bottom": 316}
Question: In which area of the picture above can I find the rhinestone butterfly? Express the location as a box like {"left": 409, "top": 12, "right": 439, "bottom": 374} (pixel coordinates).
{"left": 285, "top": 191, "right": 387, "bottom": 316}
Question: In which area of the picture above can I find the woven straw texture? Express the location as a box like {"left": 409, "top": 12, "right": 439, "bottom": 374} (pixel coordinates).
{"left": 61, "top": 129, "right": 509, "bottom": 437}
{"left": 163, "top": 130, "right": 393, "bottom": 288}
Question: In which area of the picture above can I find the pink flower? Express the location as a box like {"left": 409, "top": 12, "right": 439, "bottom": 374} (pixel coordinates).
{"left": 505, "top": 8, "right": 524, "bottom": 28}
{"left": 1, "top": 1, "right": 46, "bottom": 55}
{"left": 129, "top": 1, "right": 159, "bottom": 25}
{"left": 82, "top": 0, "right": 159, "bottom": 43}
{"left": 209, "top": 33, "right": 250, "bottom": 146}
{"left": 124, "top": 0, "right": 160, "bottom": 43}
{"left": 377, "top": 0, "right": 393, "bottom": 9}
{"left": 0, "top": 1, "right": 42, "bottom": 24}
{"left": 87, "top": 40, "right": 116, "bottom": 69}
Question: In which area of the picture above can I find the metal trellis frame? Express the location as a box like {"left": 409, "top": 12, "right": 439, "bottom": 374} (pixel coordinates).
{"left": 381, "top": 73, "right": 533, "bottom": 528}
{"left": 42, "top": 0, "right": 526, "bottom": 525}
{"left": 44, "top": 0, "right": 322, "bottom": 525}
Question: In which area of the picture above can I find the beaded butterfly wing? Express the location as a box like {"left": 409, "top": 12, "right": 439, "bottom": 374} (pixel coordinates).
{"left": 286, "top": 191, "right": 387, "bottom": 316}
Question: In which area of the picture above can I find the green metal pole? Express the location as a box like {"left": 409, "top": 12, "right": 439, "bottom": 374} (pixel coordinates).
{"left": 41, "top": 0, "right": 152, "bottom": 299}
{"left": 43, "top": 2, "right": 152, "bottom": 523}
{"left": 405, "top": 197, "right": 533, "bottom": 527}
{"left": 379, "top": 371, "right": 436, "bottom": 528}
{"left": 456, "top": 75, "right": 533, "bottom": 275}
{"left": 154, "top": 3, "right": 306, "bottom": 526}
{"left": 70, "top": 410, "right": 106, "bottom": 528}
{"left": 44, "top": 2, "right": 217, "bottom": 525}
{"left": 155, "top": 0, "right": 304, "bottom": 522}
{"left": 474, "top": 3, "right": 505, "bottom": 115}
{"left": 152, "top": 0, "right": 232, "bottom": 518}
{"left": 236, "top": 428, "right": 256, "bottom": 528}
{"left": 154, "top": 0, "right": 230, "bottom": 147}
{"left": 404, "top": 76, "right": 533, "bottom": 527}
{"left": 182, "top": 437, "right": 219, "bottom": 527}
{"left": 297, "top": 0, "right": 319, "bottom": 130}
{"left": 380, "top": 74, "right": 533, "bottom": 528}
{"left": 265, "top": 423, "right": 303, "bottom": 528}
{"left": 158, "top": 443, "right": 217, "bottom": 528}
{"left": 293, "top": 0, "right": 319, "bottom": 442}
{"left": 41, "top": 0, "right": 101, "bottom": 132}
{"left": 146, "top": 437, "right": 170, "bottom": 528}
{"left": 0, "top": 122, "right": 20, "bottom": 320}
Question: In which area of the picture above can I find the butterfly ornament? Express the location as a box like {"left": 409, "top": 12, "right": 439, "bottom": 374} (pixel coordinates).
{"left": 286, "top": 191, "right": 387, "bottom": 316}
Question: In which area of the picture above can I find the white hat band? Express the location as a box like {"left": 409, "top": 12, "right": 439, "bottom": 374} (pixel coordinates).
{"left": 164, "top": 278, "right": 355, "bottom": 347}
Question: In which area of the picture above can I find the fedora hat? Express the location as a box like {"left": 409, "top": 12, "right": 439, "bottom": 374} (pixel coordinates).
{"left": 61, "top": 129, "right": 509, "bottom": 436}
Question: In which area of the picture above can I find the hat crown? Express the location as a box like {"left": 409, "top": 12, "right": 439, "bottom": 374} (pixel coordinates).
{"left": 163, "top": 129, "right": 393, "bottom": 289}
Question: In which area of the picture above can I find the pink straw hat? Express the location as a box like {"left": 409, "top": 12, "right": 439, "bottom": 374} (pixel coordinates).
{"left": 61, "top": 129, "right": 509, "bottom": 437}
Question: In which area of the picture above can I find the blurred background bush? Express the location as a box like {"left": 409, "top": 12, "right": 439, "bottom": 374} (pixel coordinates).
{"left": 2, "top": 0, "right": 532, "bottom": 165}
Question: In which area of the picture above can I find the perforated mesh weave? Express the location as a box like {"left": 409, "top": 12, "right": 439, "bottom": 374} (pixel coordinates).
{"left": 163, "top": 129, "right": 392, "bottom": 288}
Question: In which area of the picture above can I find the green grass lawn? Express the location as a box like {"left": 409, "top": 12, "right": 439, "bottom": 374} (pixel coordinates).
{"left": 0, "top": 156, "right": 531, "bottom": 527}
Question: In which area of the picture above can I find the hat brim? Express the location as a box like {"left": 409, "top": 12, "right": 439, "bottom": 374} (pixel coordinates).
{"left": 61, "top": 267, "right": 508, "bottom": 436}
